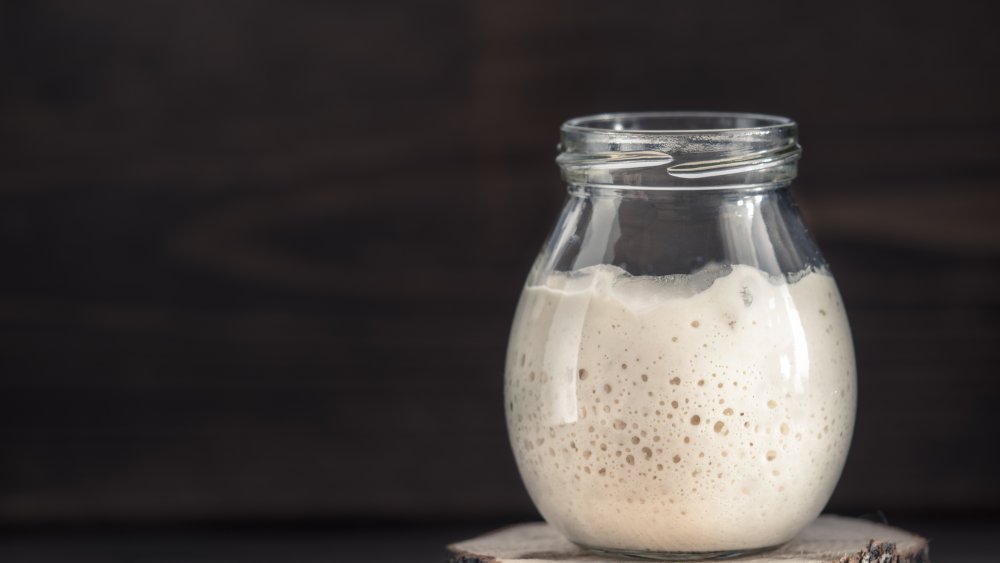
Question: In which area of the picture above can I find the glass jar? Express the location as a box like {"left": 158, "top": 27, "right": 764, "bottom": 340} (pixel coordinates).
{"left": 504, "top": 112, "right": 856, "bottom": 559}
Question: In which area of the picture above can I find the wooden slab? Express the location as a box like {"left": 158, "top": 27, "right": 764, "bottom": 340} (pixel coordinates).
{"left": 448, "top": 515, "right": 929, "bottom": 562}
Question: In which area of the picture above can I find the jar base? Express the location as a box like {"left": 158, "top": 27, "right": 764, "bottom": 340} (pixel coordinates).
{"left": 575, "top": 542, "right": 782, "bottom": 561}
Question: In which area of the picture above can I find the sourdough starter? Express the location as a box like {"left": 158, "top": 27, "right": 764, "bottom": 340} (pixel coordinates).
{"left": 505, "top": 264, "right": 855, "bottom": 553}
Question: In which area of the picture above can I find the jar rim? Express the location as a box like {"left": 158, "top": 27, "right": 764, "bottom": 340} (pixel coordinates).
{"left": 562, "top": 111, "right": 795, "bottom": 135}
{"left": 557, "top": 111, "right": 801, "bottom": 189}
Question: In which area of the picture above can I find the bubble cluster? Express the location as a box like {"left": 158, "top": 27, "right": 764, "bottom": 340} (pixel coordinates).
{"left": 504, "top": 264, "right": 856, "bottom": 553}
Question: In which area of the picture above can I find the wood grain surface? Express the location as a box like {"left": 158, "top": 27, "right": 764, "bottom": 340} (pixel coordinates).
{"left": 448, "top": 516, "right": 930, "bottom": 563}
{"left": 0, "top": 0, "right": 998, "bottom": 522}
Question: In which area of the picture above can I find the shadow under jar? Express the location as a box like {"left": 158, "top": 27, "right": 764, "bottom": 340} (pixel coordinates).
{"left": 504, "top": 112, "right": 856, "bottom": 560}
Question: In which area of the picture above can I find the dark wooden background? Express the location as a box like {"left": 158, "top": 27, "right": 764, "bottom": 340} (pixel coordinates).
{"left": 1, "top": 0, "right": 998, "bottom": 524}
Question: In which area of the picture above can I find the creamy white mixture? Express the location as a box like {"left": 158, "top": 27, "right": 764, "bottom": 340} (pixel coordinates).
{"left": 505, "top": 264, "right": 855, "bottom": 553}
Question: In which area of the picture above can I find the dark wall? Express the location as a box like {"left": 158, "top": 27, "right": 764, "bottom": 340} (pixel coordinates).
{"left": 1, "top": 0, "right": 998, "bottom": 523}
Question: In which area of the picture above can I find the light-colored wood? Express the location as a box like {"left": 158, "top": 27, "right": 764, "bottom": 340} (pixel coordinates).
{"left": 448, "top": 515, "right": 929, "bottom": 563}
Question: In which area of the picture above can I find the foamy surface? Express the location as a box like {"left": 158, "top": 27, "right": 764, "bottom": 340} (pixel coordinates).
{"left": 505, "top": 264, "right": 856, "bottom": 553}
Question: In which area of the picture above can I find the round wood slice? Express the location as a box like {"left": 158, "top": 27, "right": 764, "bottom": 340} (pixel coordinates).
{"left": 447, "top": 515, "right": 929, "bottom": 562}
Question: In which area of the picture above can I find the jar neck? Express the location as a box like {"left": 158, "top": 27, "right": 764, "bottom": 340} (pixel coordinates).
{"left": 567, "top": 182, "right": 791, "bottom": 201}
{"left": 557, "top": 112, "right": 801, "bottom": 190}
{"left": 539, "top": 179, "right": 822, "bottom": 280}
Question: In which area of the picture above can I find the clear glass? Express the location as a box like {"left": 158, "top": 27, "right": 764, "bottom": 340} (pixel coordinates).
{"left": 504, "top": 112, "right": 856, "bottom": 560}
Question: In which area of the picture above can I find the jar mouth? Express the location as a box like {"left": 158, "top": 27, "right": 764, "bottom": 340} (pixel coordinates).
{"left": 558, "top": 111, "right": 801, "bottom": 190}
{"left": 563, "top": 111, "right": 795, "bottom": 135}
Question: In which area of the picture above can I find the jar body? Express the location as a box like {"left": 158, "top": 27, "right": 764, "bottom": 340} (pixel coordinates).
{"left": 504, "top": 114, "right": 856, "bottom": 558}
